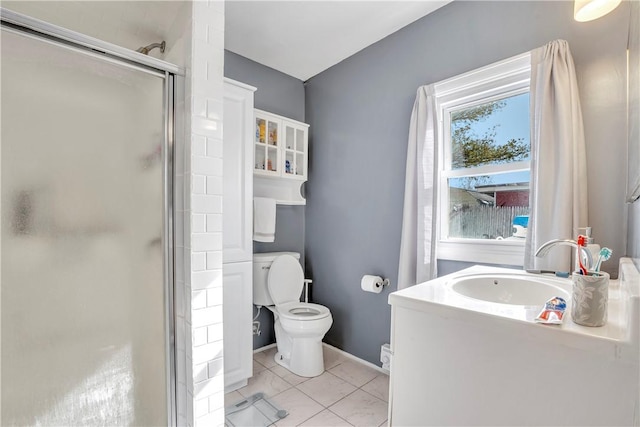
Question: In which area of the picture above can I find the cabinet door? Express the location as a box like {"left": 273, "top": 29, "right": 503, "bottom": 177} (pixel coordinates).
{"left": 254, "top": 110, "right": 280, "bottom": 176}
{"left": 223, "top": 81, "right": 254, "bottom": 263}
{"left": 223, "top": 261, "right": 253, "bottom": 391}
{"left": 282, "top": 120, "right": 308, "bottom": 180}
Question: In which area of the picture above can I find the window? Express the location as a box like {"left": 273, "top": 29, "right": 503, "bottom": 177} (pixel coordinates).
{"left": 434, "top": 53, "right": 531, "bottom": 265}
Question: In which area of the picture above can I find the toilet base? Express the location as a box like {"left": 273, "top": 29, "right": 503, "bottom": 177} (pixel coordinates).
{"left": 267, "top": 306, "right": 333, "bottom": 378}
{"left": 273, "top": 337, "right": 325, "bottom": 378}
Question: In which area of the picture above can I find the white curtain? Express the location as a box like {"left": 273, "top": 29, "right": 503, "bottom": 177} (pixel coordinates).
{"left": 397, "top": 85, "right": 438, "bottom": 289}
{"left": 524, "top": 40, "right": 588, "bottom": 271}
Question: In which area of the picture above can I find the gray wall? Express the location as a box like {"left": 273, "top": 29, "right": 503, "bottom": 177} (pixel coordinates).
{"left": 305, "top": 1, "right": 630, "bottom": 365}
{"left": 224, "top": 50, "right": 306, "bottom": 349}
{"left": 225, "top": 51, "right": 305, "bottom": 121}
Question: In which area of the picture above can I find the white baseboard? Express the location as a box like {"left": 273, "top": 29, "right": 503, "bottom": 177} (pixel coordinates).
{"left": 322, "top": 342, "right": 388, "bottom": 375}
{"left": 253, "top": 343, "right": 277, "bottom": 353}
{"left": 253, "top": 342, "right": 388, "bottom": 376}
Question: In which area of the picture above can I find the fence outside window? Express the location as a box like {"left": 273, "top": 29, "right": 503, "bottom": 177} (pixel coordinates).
{"left": 448, "top": 205, "right": 530, "bottom": 239}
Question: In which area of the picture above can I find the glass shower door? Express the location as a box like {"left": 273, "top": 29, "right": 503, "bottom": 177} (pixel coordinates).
{"left": 1, "top": 27, "right": 171, "bottom": 426}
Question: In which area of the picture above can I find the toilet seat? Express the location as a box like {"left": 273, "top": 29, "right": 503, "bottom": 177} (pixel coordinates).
{"left": 268, "top": 255, "right": 331, "bottom": 322}
{"left": 277, "top": 302, "right": 330, "bottom": 321}
{"left": 267, "top": 255, "right": 305, "bottom": 305}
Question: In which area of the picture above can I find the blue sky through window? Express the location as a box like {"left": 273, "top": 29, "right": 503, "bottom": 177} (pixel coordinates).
{"left": 450, "top": 92, "right": 530, "bottom": 190}
{"left": 476, "top": 92, "right": 530, "bottom": 155}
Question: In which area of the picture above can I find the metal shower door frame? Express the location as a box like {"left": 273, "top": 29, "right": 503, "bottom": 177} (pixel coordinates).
{"left": 0, "top": 8, "right": 184, "bottom": 426}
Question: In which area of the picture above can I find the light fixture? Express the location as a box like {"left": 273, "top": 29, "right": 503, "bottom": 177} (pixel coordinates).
{"left": 574, "top": 0, "right": 622, "bottom": 22}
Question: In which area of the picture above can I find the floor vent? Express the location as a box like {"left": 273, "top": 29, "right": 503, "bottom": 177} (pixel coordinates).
{"left": 380, "top": 343, "right": 392, "bottom": 373}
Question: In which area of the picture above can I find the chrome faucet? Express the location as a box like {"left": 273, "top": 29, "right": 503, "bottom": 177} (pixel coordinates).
{"left": 535, "top": 239, "right": 593, "bottom": 270}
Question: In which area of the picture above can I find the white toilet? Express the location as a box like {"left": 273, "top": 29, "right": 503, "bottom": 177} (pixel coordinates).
{"left": 253, "top": 252, "right": 333, "bottom": 377}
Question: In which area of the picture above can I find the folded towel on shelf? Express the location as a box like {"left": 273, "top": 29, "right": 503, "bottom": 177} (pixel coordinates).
{"left": 253, "top": 197, "right": 276, "bottom": 242}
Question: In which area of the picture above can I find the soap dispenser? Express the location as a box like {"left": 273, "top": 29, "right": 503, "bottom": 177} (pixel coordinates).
{"left": 577, "top": 227, "right": 601, "bottom": 270}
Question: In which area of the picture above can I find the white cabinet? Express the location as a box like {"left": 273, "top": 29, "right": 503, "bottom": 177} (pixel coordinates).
{"left": 222, "top": 78, "right": 255, "bottom": 392}
{"left": 253, "top": 110, "right": 282, "bottom": 176}
{"left": 222, "top": 261, "right": 252, "bottom": 391}
{"left": 282, "top": 119, "right": 308, "bottom": 180}
{"left": 223, "top": 79, "right": 255, "bottom": 263}
{"left": 254, "top": 109, "right": 309, "bottom": 205}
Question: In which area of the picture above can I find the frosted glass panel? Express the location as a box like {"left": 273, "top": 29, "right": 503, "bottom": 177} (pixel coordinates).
{"left": 1, "top": 29, "right": 169, "bottom": 426}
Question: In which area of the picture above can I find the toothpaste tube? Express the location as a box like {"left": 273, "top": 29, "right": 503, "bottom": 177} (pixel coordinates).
{"left": 535, "top": 297, "right": 567, "bottom": 324}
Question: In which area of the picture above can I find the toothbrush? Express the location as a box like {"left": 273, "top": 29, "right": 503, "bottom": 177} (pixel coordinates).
{"left": 577, "top": 235, "right": 588, "bottom": 275}
{"left": 594, "top": 247, "right": 613, "bottom": 272}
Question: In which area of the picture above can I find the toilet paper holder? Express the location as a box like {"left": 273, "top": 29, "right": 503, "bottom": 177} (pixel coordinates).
{"left": 372, "top": 277, "right": 390, "bottom": 288}
{"left": 361, "top": 275, "right": 390, "bottom": 293}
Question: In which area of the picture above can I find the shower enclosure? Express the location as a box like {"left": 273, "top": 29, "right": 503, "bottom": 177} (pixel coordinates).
{"left": 1, "top": 10, "right": 179, "bottom": 426}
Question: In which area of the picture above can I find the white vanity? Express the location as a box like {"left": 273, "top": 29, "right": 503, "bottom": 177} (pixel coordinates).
{"left": 388, "top": 259, "right": 639, "bottom": 426}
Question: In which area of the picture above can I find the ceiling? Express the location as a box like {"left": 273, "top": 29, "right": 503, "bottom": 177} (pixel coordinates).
{"left": 4, "top": 1, "right": 452, "bottom": 81}
{"left": 225, "top": 1, "right": 452, "bottom": 81}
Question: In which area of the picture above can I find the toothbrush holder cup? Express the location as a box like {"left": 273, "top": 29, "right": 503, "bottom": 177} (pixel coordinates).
{"left": 571, "top": 271, "right": 610, "bottom": 327}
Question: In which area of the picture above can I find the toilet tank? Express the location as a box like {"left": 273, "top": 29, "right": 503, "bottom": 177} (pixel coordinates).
{"left": 253, "top": 252, "right": 300, "bottom": 306}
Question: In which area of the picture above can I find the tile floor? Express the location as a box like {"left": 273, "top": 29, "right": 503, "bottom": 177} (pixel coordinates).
{"left": 225, "top": 346, "right": 389, "bottom": 427}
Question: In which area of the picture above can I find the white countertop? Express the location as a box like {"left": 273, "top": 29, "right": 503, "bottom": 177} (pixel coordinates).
{"left": 389, "top": 260, "right": 640, "bottom": 359}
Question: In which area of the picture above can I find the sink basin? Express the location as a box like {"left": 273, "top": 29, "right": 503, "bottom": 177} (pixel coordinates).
{"left": 449, "top": 273, "right": 570, "bottom": 306}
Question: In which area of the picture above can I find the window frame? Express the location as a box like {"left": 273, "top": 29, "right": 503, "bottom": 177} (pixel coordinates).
{"left": 433, "top": 52, "right": 531, "bottom": 266}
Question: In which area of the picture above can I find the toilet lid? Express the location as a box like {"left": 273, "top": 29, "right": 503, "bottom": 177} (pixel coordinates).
{"left": 268, "top": 254, "right": 304, "bottom": 306}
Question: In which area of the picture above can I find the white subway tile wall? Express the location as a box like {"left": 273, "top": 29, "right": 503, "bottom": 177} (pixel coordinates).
{"left": 191, "top": 1, "right": 226, "bottom": 425}
{"left": 175, "top": 1, "right": 226, "bottom": 426}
